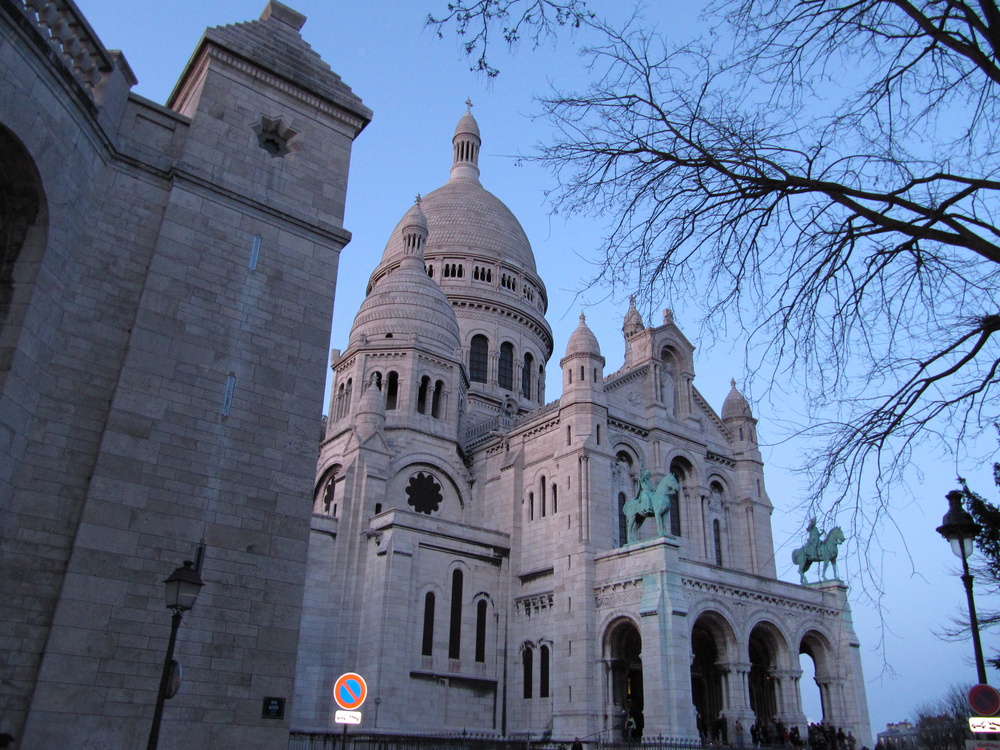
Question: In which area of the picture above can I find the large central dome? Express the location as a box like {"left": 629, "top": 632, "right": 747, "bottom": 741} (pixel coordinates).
{"left": 383, "top": 179, "right": 537, "bottom": 273}
{"left": 363, "top": 107, "right": 554, "bottom": 425}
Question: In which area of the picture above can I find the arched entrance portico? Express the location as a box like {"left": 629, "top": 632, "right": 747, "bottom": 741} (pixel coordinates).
{"left": 748, "top": 624, "right": 780, "bottom": 726}
{"left": 691, "top": 612, "right": 735, "bottom": 741}
{"left": 604, "top": 618, "right": 643, "bottom": 738}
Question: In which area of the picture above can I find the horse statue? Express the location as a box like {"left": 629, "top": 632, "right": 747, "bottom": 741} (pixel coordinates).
{"left": 622, "top": 469, "right": 680, "bottom": 544}
{"left": 791, "top": 524, "right": 846, "bottom": 584}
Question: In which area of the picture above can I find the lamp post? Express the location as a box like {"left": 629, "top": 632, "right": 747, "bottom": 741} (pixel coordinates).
{"left": 147, "top": 560, "right": 204, "bottom": 750}
{"left": 937, "top": 490, "right": 988, "bottom": 685}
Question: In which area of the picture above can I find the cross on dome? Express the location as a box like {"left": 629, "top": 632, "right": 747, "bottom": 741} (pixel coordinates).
{"left": 465, "top": 98, "right": 473, "bottom": 111}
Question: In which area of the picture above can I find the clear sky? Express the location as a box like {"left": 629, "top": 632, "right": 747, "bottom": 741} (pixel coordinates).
{"left": 73, "top": 0, "right": 1000, "bottom": 738}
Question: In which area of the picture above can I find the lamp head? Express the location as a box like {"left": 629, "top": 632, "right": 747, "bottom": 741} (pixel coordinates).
{"left": 936, "top": 490, "right": 981, "bottom": 560}
{"left": 164, "top": 560, "right": 204, "bottom": 612}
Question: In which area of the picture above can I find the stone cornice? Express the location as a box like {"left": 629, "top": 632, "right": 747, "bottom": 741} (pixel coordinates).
{"left": 682, "top": 577, "right": 842, "bottom": 618}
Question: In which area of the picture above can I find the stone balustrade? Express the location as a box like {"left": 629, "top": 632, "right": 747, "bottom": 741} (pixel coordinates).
{"left": 17, "top": 0, "right": 114, "bottom": 94}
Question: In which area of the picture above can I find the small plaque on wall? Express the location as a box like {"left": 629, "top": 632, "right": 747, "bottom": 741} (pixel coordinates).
{"left": 262, "top": 697, "right": 285, "bottom": 719}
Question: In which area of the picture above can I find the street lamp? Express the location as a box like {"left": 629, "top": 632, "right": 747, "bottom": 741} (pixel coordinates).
{"left": 937, "top": 490, "right": 988, "bottom": 685}
{"left": 147, "top": 560, "right": 204, "bottom": 750}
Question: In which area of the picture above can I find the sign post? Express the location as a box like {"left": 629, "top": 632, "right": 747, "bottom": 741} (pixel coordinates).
{"left": 333, "top": 672, "right": 368, "bottom": 750}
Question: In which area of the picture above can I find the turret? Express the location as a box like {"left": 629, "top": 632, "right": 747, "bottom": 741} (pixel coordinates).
{"left": 450, "top": 100, "right": 481, "bottom": 182}
{"left": 561, "top": 313, "right": 606, "bottom": 405}
{"left": 721, "top": 378, "right": 758, "bottom": 454}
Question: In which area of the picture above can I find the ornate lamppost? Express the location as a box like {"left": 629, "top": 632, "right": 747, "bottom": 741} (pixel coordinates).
{"left": 147, "top": 560, "right": 204, "bottom": 750}
{"left": 937, "top": 490, "right": 988, "bottom": 685}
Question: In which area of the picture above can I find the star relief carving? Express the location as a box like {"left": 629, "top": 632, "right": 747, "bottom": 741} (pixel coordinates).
{"left": 252, "top": 115, "right": 300, "bottom": 158}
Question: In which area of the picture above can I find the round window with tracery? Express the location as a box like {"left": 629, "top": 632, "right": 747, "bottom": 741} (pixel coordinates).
{"left": 406, "top": 472, "right": 443, "bottom": 514}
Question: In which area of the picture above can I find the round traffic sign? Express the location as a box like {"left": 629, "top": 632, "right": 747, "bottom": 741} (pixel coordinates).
{"left": 969, "top": 684, "right": 1000, "bottom": 716}
{"left": 333, "top": 672, "right": 368, "bottom": 711}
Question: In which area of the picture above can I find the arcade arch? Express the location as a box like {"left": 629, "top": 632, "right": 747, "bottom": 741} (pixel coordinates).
{"left": 690, "top": 611, "right": 735, "bottom": 737}
{"left": 800, "top": 629, "right": 837, "bottom": 724}
{"left": 604, "top": 618, "right": 643, "bottom": 730}
{"left": 0, "top": 124, "right": 45, "bottom": 349}
{"left": 748, "top": 621, "right": 788, "bottom": 726}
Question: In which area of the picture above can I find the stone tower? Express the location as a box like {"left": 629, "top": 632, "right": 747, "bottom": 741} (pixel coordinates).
{"left": 0, "top": 3, "right": 369, "bottom": 747}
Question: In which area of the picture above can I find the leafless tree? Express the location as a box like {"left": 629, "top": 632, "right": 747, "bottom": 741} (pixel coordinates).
{"left": 914, "top": 685, "right": 973, "bottom": 750}
{"left": 430, "top": 1, "right": 1000, "bottom": 537}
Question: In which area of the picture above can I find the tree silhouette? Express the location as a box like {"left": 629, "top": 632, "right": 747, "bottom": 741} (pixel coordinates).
{"left": 431, "top": 1, "right": 1000, "bottom": 525}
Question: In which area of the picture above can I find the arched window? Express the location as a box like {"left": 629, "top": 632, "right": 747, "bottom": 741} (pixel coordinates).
{"left": 669, "top": 458, "right": 691, "bottom": 537}
{"left": 335, "top": 383, "right": 345, "bottom": 420}
{"left": 540, "top": 476, "right": 547, "bottom": 518}
{"left": 372, "top": 371, "right": 383, "bottom": 390}
{"left": 523, "top": 646, "right": 533, "bottom": 699}
{"left": 498, "top": 342, "right": 514, "bottom": 390}
{"left": 551, "top": 483, "right": 558, "bottom": 514}
{"left": 540, "top": 644, "right": 550, "bottom": 698}
{"left": 422, "top": 592, "right": 435, "bottom": 656}
{"left": 714, "top": 518, "right": 723, "bottom": 566}
{"left": 475, "top": 599, "right": 488, "bottom": 662}
{"left": 432, "top": 380, "right": 443, "bottom": 418}
{"left": 618, "top": 492, "right": 628, "bottom": 547}
{"left": 528, "top": 492, "right": 534, "bottom": 521}
{"left": 522, "top": 353, "right": 534, "bottom": 399}
{"left": 385, "top": 371, "right": 398, "bottom": 410}
{"left": 449, "top": 569, "right": 463, "bottom": 660}
{"left": 417, "top": 375, "right": 429, "bottom": 414}
{"left": 470, "top": 335, "right": 488, "bottom": 383}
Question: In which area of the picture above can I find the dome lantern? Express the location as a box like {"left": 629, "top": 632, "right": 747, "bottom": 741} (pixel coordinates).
{"left": 451, "top": 99, "right": 481, "bottom": 182}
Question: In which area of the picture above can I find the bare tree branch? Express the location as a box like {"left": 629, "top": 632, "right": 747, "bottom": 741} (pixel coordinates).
{"left": 426, "top": 0, "right": 594, "bottom": 77}
{"left": 434, "top": 1, "right": 1000, "bottom": 534}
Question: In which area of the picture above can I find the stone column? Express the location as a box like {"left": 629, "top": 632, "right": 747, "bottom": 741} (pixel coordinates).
{"left": 774, "top": 668, "right": 807, "bottom": 733}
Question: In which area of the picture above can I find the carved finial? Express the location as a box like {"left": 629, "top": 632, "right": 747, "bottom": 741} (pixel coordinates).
{"left": 415, "top": 193, "right": 422, "bottom": 205}
{"left": 579, "top": 312, "right": 586, "bottom": 324}
{"left": 731, "top": 378, "right": 737, "bottom": 389}
{"left": 663, "top": 308, "right": 674, "bottom": 324}
{"left": 465, "top": 98, "right": 474, "bottom": 112}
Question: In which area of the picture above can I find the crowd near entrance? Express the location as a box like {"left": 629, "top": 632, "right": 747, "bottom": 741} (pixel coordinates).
{"left": 600, "top": 611, "right": 852, "bottom": 745}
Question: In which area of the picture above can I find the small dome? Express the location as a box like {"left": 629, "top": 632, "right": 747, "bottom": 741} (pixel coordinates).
{"left": 722, "top": 379, "right": 753, "bottom": 420}
{"left": 623, "top": 296, "right": 644, "bottom": 337}
{"left": 401, "top": 196, "right": 428, "bottom": 236}
{"left": 454, "top": 108, "right": 480, "bottom": 139}
{"left": 353, "top": 198, "right": 461, "bottom": 354}
{"left": 566, "top": 313, "right": 601, "bottom": 357}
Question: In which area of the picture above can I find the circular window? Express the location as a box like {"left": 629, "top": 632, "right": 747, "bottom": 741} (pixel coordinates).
{"left": 406, "top": 472, "right": 443, "bottom": 514}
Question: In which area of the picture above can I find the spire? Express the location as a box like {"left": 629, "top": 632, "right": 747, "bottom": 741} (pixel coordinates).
{"left": 451, "top": 103, "right": 481, "bottom": 182}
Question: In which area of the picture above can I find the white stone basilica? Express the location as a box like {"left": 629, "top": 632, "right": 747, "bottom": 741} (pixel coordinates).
{"left": 292, "top": 109, "right": 871, "bottom": 744}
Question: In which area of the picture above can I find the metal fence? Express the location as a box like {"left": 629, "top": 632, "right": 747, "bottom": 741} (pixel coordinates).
{"left": 288, "top": 733, "right": 706, "bottom": 750}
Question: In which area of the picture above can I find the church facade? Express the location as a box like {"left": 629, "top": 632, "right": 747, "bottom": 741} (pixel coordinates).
{"left": 293, "top": 112, "right": 872, "bottom": 744}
